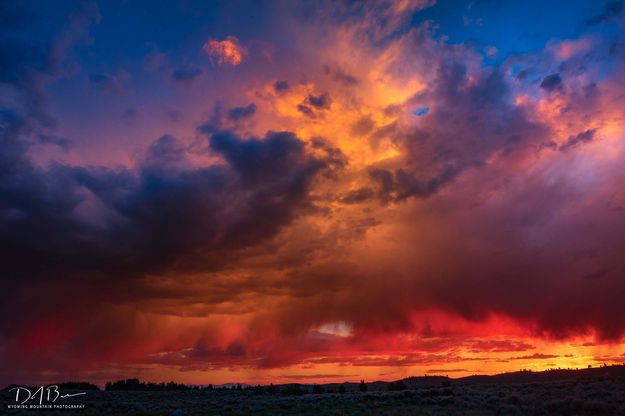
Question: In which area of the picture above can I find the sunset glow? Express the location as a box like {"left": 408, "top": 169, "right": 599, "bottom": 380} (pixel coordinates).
{"left": 2, "top": 0, "right": 625, "bottom": 388}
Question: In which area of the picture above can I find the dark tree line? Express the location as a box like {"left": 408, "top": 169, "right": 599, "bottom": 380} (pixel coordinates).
{"left": 105, "top": 379, "right": 199, "bottom": 391}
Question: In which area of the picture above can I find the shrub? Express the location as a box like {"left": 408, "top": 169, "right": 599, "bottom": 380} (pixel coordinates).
{"left": 388, "top": 381, "right": 407, "bottom": 391}
{"left": 359, "top": 380, "right": 368, "bottom": 392}
{"left": 281, "top": 384, "right": 306, "bottom": 396}
{"left": 496, "top": 404, "right": 521, "bottom": 415}
{"left": 312, "top": 384, "right": 325, "bottom": 394}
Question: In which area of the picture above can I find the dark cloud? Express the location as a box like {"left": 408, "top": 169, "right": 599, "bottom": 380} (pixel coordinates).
{"left": 325, "top": 66, "right": 359, "bottom": 85}
{"left": 0, "top": 123, "right": 349, "bottom": 384}
{"left": 364, "top": 61, "right": 549, "bottom": 202}
{"left": 368, "top": 165, "right": 462, "bottom": 202}
{"left": 515, "top": 69, "right": 529, "bottom": 81}
{"left": 586, "top": 1, "right": 624, "bottom": 25}
{"left": 368, "top": 168, "right": 395, "bottom": 202}
{"left": 540, "top": 73, "right": 563, "bottom": 92}
{"left": 170, "top": 65, "right": 203, "bottom": 83}
{"left": 468, "top": 340, "right": 535, "bottom": 353}
{"left": 36, "top": 134, "right": 73, "bottom": 150}
{"left": 304, "top": 353, "right": 470, "bottom": 367}
{"left": 210, "top": 130, "right": 319, "bottom": 183}
{"left": 226, "top": 103, "right": 257, "bottom": 121}
{"left": 0, "top": 1, "right": 71, "bottom": 138}
{"left": 297, "top": 93, "right": 332, "bottom": 118}
{"left": 559, "top": 129, "right": 596, "bottom": 151}
{"left": 0, "top": 2, "right": 84, "bottom": 268}
{"left": 198, "top": 103, "right": 260, "bottom": 133}
{"left": 509, "top": 353, "right": 559, "bottom": 360}
{"left": 0, "top": 129, "right": 343, "bottom": 282}
{"left": 274, "top": 80, "right": 289, "bottom": 92}
{"left": 333, "top": 70, "right": 359, "bottom": 85}
{"left": 89, "top": 73, "right": 119, "bottom": 91}
{"left": 307, "top": 92, "right": 331, "bottom": 109}
{"left": 339, "top": 187, "right": 375, "bottom": 204}
{"left": 538, "top": 140, "right": 558, "bottom": 152}
{"left": 0, "top": 109, "right": 346, "bottom": 380}
{"left": 297, "top": 103, "right": 315, "bottom": 117}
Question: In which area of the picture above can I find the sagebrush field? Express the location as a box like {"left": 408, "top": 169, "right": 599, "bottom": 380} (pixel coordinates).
{"left": 4, "top": 366, "right": 625, "bottom": 415}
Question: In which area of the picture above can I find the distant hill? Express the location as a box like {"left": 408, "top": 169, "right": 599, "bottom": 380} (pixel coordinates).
{"left": 454, "top": 364, "right": 625, "bottom": 385}
{"left": 4, "top": 364, "right": 625, "bottom": 393}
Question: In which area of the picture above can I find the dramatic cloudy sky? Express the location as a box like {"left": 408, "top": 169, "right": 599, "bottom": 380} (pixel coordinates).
{"left": 2, "top": 0, "right": 625, "bottom": 386}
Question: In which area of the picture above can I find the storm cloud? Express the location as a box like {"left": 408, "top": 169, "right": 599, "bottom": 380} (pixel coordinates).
{"left": 2, "top": 0, "right": 625, "bottom": 387}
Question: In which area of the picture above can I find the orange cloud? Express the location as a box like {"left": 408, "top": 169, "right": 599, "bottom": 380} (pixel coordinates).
{"left": 202, "top": 35, "right": 246, "bottom": 66}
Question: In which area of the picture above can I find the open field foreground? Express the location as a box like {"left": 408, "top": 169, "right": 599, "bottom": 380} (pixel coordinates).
{"left": 4, "top": 366, "right": 625, "bottom": 415}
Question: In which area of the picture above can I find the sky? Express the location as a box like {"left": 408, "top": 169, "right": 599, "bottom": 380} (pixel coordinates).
{"left": 2, "top": 0, "right": 625, "bottom": 387}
